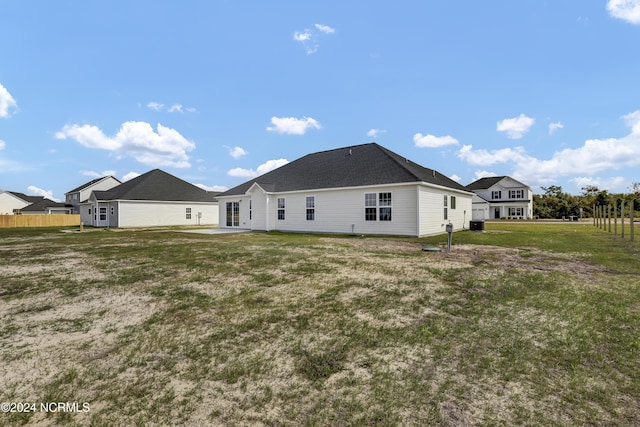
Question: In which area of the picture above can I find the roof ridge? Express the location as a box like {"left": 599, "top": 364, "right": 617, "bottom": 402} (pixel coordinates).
{"left": 374, "top": 144, "right": 427, "bottom": 182}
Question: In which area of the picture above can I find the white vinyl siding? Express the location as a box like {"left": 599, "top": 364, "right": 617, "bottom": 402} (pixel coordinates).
{"left": 419, "top": 187, "right": 472, "bottom": 236}
{"left": 220, "top": 183, "right": 472, "bottom": 236}
{"left": 251, "top": 185, "right": 417, "bottom": 235}
{"left": 116, "top": 201, "right": 218, "bottom": 227}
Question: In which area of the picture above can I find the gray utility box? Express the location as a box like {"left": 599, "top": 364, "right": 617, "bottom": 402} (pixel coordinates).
{"left": 469, "top": 220, "right": 485, "bottom": 231}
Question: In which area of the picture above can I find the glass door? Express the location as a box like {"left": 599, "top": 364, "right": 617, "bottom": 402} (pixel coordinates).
{"left": 226, "top": 202, "right": 240, "bottom": 227}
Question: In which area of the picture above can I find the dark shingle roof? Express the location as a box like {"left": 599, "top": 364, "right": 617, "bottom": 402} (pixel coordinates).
{"left": 66, "top": 176, "right": 121, "bottom": 195}
{"left": 465, "top": 176, "right": 507, "bottom": 190}
{"left": 21, "top": 199, "right": 71, "bottom": 212}
{"left": 92, "top": 169, "right": 217, "bottom": 202}
{"left": 218, "top": 143, "right": 469, "bottom": 197}
{"left": 9, "top": 192, "right": 43, "bottom": 204}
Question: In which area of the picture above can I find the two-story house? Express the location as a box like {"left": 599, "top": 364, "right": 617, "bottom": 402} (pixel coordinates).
{"left": 65, "top": 176, "right": 121, "bottom": 214}
{"left": 466, "top": 176, "right": 533, "bottom": 220}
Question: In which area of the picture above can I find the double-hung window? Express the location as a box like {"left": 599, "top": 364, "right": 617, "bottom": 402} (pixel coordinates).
{"left": 509, "top": 189, "right": 524, "bottom": 199}
{"left": 492, "top": 190, "right": 501, "bottom": 199}
{"left": 365, "top": 193, "right": 377, "bottom": 221}
{"left": 508, "top": 207, "right": 524, "bottom": 216}
{"left": 364, "top": 192, "right": 392, "bottom": 221}
{"left": 186, "top": 207, "right": 192, "bottom": 219}
{"left": 277, "top": 198, "right": 285, "bottom": 220}
{"left": 443, "top": 195, "right": 448, "bottom": 220}
{"left": 306, "top": 196, "right": 315, "bottom": 221}
{"left": 378, "top": 192, "right": 392, "bottom": 221}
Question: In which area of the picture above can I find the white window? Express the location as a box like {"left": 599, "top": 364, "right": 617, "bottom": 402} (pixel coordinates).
{"left": 451, "top": 196, "right": 456, "bottom": 209}
{"left": 508, "top": 207, "right": 524, "bottom": 216}
{"left": 277, "top": 198, "right": 285, "bottom": 220}
{"left": 99, "top": 207, "right": 107, "bottom": 221}
{"left": 509, "top": 189, "right": 524, "bottom": 199}
{"left": 365, "top": 192, "right": 392, "bottom": 221}
{"left": 492, "top": 190, "right": 502, "bottom": 199}
{"left": 306, "top": 196, "right": 315, "bottom": 221}
{"left": 186, "top": 207, "right": 192, "bottom": 219}
{"left": 444, "top": 195, "right": 448, "bottom": 220}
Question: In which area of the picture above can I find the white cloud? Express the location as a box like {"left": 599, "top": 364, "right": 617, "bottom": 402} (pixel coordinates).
{"left": 294, "top": 24, "right": 335, "bottom": 54}
{"left": 228, "top": 158, "right": 289, "bottom": 179}
{"left": 549, "top": 122, "right": 564, "bottom": 135}
{"left": 27, "top": 185, "right": 60, "bottom": 202}
{"left": 122, "top": 172, "right": 140, "bottom": 182}
{"left": 474, "top": 170, "right": 498, "bottom": 179}
{"left": 458, "top": 109, "right": 640, "bottom": 187}
{"left": 266, "top": 116, "right": 321, "bottom": 135}
{"left": 315, "top": 24, "right": 335, "bottom": 34}
{"left": 147, "top": 102, "right": 164, "bottom": 111}
{"left": 226, "top": 146, "right": 248, "bottom": 159}
{"left": 0, "top": 139, "right": 5, "bottom": 150}
{"left": 449, "top": 174, "right": 461, "bottom": 182}
{"left": 147, "top": 101, "right": 195, "bottom": 113}
{"left": 0, "top": 83, "right": 18, "bottom": 118}
{"left": 195, "top": 183, "right": 228, "bottom": 192}
{"left": 496, "top": 114, "right": 535, "bottom": 139}
{"left": 294, "top": 30, "right": 312, "bottom": 42}
{"left": 413, "top": 133, "right": 459, "bottom": 148}
{"left": 367, "top": 128, "right": 386, "bottom": 138}
{"left": 607, "top": 0, "right": 640, "bottom": 24}
{"left": 457, "top": 144, "right": 527, "bottom": 166}
{"left": 570, "top": 176, "right": 627, "bottom": 191}
{"left": 80, "top": 169, "right": 117, "bottom": 178}
{"left": 56, "top": 121, "right": 195, "bottom": 168}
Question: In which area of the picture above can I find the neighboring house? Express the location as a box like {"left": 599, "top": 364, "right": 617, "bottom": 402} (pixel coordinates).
{"left": 65, "top": 176, "right": 121, "bottom": 214}
{"left": 20, "top": 199, "right": 73, "bottom": 215}
{"left": 79, "top": 169, "right": 219, "bottom": 227}
{"left": 466, "top": 176, "right": 533, "bottom": 220}
{"left": 216, "top": 143, "right": 473, "bottom": 237}
{"left": 0, "top": 191, "right": 36, "bottom": 214}
{"left": 0, "top": 191, "right": 71, "bottom": 214}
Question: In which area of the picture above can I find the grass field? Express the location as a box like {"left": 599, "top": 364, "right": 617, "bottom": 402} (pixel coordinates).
{"left": 1, "top": 222, "right": 639, "bottom": 426}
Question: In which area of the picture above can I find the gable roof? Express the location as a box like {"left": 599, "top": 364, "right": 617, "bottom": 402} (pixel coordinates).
{"left": 466, "top": 176, "right": 530, "bottom": 190}
{"left": 465, "top": 176, "right": 507, "bottom": 190}
{"left": 66, "top": 176, "right": 121, "bottom": 195}
{"left": 21, "top": 199, "right": 71, "bottom": 212}
{"left": 92, "top": 169, "right": 218, "bottom": 203}
{"left": 8, "top": 191, "right": 43, "bottom": 204}
{"left": 219, "top": 143, "right": 469, "bottom": 197}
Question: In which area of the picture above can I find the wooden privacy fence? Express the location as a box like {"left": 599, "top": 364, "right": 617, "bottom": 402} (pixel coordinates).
{"left": 593, "top": 200, "right": 636, "bottom": 242}
{"left": 0, "top": 214, "right": 80, "bottom": 228}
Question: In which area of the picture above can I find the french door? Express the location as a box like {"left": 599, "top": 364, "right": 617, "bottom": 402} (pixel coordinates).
{"left": 226, "top": 202, "right": 240, "bottom": 227}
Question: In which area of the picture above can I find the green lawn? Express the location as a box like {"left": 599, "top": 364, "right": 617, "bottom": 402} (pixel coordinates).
{"left": 0, "top": 223, "right": 638, "bottom": 426}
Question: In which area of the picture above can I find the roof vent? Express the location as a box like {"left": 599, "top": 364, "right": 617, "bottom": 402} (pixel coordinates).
{"left": 349, "top": 149, "right": 352, "bottom": 155}
{"left": 432, "top": 170, "right": 436, "bottom": 177}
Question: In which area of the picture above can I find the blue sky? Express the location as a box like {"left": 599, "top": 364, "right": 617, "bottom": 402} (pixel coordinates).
{"left": 1, "top": 1, "right": 639, "bottom": 201}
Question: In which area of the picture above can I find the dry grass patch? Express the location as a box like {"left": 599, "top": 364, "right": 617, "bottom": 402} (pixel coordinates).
{"left": 1, "top": 226, "right": 638, "bottom": 425}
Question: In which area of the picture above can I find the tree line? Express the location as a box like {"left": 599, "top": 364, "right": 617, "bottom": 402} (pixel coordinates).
{"left": 533, "top": 183, "right": 640, "bottom": 219}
